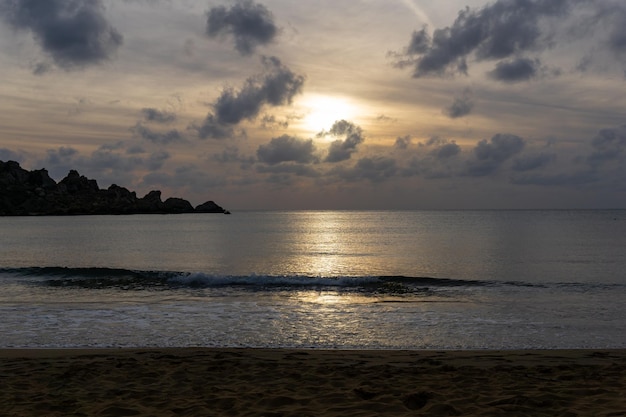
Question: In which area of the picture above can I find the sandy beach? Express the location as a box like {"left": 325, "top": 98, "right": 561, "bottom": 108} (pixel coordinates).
{"left": 1, "top": 349, "right": 625, "bottom": 416}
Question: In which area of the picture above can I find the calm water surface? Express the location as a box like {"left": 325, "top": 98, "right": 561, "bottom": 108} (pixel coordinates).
{"left": 1, "top": 210, "right": 625, "bottom": 349}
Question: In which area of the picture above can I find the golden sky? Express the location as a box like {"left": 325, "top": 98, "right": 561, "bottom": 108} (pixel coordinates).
{"left": 1, "top": 0, "right": 626, "bottom": 209}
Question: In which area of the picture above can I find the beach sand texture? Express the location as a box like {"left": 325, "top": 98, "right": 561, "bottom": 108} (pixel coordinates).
{"left": 1, "top": 349, "right": 625, "bottom": 416}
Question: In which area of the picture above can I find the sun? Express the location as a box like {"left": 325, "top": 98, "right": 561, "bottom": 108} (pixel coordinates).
{"left": 300, "top": 95, "right": 358, "bottom": 135}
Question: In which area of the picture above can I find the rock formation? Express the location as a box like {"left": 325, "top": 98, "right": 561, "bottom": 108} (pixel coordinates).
{"left": 0, "top": 160, "right": 228, "bottom": 216}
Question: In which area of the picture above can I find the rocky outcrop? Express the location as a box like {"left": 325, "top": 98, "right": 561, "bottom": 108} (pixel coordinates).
{"left": 0, "top": 160, "right": 228, "bottom": 216}
{"left": 195, "top": 200, "right": 229, "bottom": 213}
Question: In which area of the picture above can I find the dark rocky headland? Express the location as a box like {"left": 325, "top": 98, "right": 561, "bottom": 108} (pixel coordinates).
{"left": 0, "top": 160, "right": 229, "bottom": 216}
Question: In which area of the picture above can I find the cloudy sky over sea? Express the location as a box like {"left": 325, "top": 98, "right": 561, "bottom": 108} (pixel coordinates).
{"left": 1, "top": 0, "right": 626, "bottom": 209}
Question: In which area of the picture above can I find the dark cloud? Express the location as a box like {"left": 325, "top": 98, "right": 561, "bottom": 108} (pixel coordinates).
{"left": 402, "top": 137, "right": 461, "bottom": 179}
{"left": 131, "top": 123, "right": 184, "bottom": 145}
{"left": 394, "top": 0, "right": 571, "bottom": 78}
{"left": 336, "top": 157, "right": 398, "bottom": 182}
{"left": 260, "top": 114, "right": 289, "bottom": 129}
{"left": 257, "top": 135, "right": 318, "bottom": 165}
{"left": 126, "top": 145, "right": 146, "bottom": 155}
{"left": 206, "top": 0, "right": 278, "bottom": 56}
{"left": 215, "top": 56, "right": 304, "bottom": 124}
{"left": 193, "top": 56, "right": 304, "bottom": 139}
{"left": 444, "top": 88, "right": 474, "bottom": 118}
{"left": 587, "top": 125, "right": 626, "bottom": 168}
{"left": 610, "top": 29, "right": 626, "bottom": 56}
{"left": 141, "top": 164, "right": 226, "bottom": 191}
{"left": 512, "top": 152, "right": 556, "bottom": 171}
{"left": 88, "top": 146, "right": 143, "bottom": 173}
{"left": 321, "top": 120, "right": 365, "bottom": 163}
{"left": 512, "top": 125, "right": 626, "bottom": 187}
{"left": 0, "top": 0, "right": 123, "bottom": 69}
{"left": 465, "top": 133, "right": 525, "bottom": 176}
{"left": 488, "top": 57, "right": 540, "bottom": 82}
{"left": 407, "top": 26, "right": 430, "bottom": 55}
{"left": 603, "top": 5, "right": 626, "bottom": 56}
{"left": 44, "top": 146, "right": 79, "bottom": 167}
{"left": 192, "top": 114, "right": 235, "bottom": 140}
{"left": 212, "top": 145, "right": 255, "bottom": 167}
{"left": 38, "top": 145, "right": 143, "bottom": 185}
{"left": 394, "top": 135, "right": 411, "bottom": 150}
{"left": 421, "top": 136, "right": 461, "bottom": 160}
{"left": 146, "top": 150, "right": 170, "bottom": 171}
{"left": 0, "top": 148, "right": 23, "bottom": 162}
{"left": 433, "top": 142, "right": 461, "bottom": 160}
{"left": 141, "top": 108, "right": 177, "bottom": 124}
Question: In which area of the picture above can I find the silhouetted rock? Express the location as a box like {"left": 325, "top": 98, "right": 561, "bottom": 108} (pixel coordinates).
{"left": 163, "top": 198, "right": 195, "bottom": 213}
{"left": 137, "top": 190, "right": 165, "bottom": 213}
{"left": 195, "top": 200, "right": 226, "bottom": 213}
{"left": 0, "top": 160, "right": 228, "bottom": 216}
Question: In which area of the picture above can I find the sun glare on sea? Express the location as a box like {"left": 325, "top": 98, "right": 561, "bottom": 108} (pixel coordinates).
{"left": 300, "top": 95, "right": 358, "bottom": 135}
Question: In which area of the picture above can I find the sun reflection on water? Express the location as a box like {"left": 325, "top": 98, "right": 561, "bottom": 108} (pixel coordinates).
{"left": 294, "top": 291, "right": 380, "bottom": 305}
{"left": 288, "top": 211, "right": 386, "bottom": 277}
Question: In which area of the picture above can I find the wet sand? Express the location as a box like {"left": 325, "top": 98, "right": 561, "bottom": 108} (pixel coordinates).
{"left": 1, "top": 348, "right": 625, "bottom": 416}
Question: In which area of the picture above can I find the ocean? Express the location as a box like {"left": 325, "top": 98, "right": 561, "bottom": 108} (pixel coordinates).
{"left": 1, "top": 210, "right": 625, "bottom": 349}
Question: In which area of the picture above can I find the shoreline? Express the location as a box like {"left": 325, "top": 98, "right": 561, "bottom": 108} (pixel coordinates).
{"left": 2, "top": 348, "right": 625, "bottom": 416}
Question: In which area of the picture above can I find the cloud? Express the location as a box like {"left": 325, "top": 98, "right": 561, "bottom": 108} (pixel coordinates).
{"left": 403, "top": 137, "right": 461, "bottom": 179}
{"left": 0, "top": 0, "right": 123, "bottom": 70}
{"left": 193, "top": 56, "right": 304, "bottom": 139}
{"left": 512, "top": 152, "right": 556, "bottom": 171}
{"left": 488, "top": 57, "right": 541, "bottom": 82}
{"left": 131, "top": 123, "right": 184, "bottom": 145}
{"left": 141, "top": 108, "right": 177, "bottom": 124}
{"left": 206, "top": 0, "right": 278, "bottom": 56}
{"left": 260, "top": 114, "right": 289, "bottom": 129}
{"left": 257, "top": 135, "right": 318, "bottom": 165}
{"left": 465, "top": 133, "right": 525, "bottom": 176}
{"left": 511, "top": 125, "right": 626, "bottom": 188}
{"left": 43, "top": 146, "right": 79, "bottom": 167}
{"left": 376, "top": 114, "right": 397, "bottom": 123}
{"left": 32, "top": 62, "right": 52, "bottom": 75}
{"left": 393, "top": 0, "right": 572, "bottom": 78}
{"left": 609, "top": 15, "right": 626, "bottom": 56}
{"left": 214, "top": 56, "right": 304, "bottom": 124}
{"left": 38, "top": 145, "right": 144, "bottom": 185}
{"left": 212, "top": 145, "right": 255, "bottom": 167}
{"left": 0, "top": 148, "right": 24, "bottom": 162}
{"left": 321, "top": 120, "right": 365, "bottom": 163}
{"left": 36, "top": 143, "right": 177, "bottom": 187}
{"left": 192, "top": 114, "right": 235, "bottom": 140}
{"left": 146, "top": 150, "right": 170, "bottom": 171}
{"left": 334, "top": 157, "right": 398, "bottom": 182}
{"left": 420, "top": 136, "right": 461, "bottom": 160}
{"left": 126, "top": 145, "right": 146, "bottom": 155}
{"left": 394, "top": 135, "right": 412, "bottom": 150}
{"left": 432, "top": 142, "right": 461, "bottom": 160}
{"left": 587, "top": 125, "right": 626, "bottom": 168}
{"left": 444, "top": 88, "right": 474, "bottom": 118}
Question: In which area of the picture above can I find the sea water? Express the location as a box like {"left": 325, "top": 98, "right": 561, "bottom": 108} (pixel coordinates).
{"left": 1, "top": 210, "right": 625, "bottom": 349}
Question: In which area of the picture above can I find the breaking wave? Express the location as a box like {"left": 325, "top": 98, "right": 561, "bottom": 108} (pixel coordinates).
{"left": 0, "top": 266, "right": 548, "bottom": 295}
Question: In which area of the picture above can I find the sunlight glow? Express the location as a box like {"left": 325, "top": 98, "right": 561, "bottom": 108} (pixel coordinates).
{"left": 300, "top": 95, "right": 358, "bottom": 134}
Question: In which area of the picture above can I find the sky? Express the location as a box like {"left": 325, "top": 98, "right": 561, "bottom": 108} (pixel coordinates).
{"left": 1, "top": 0, "right": 626, "bottom": 210}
